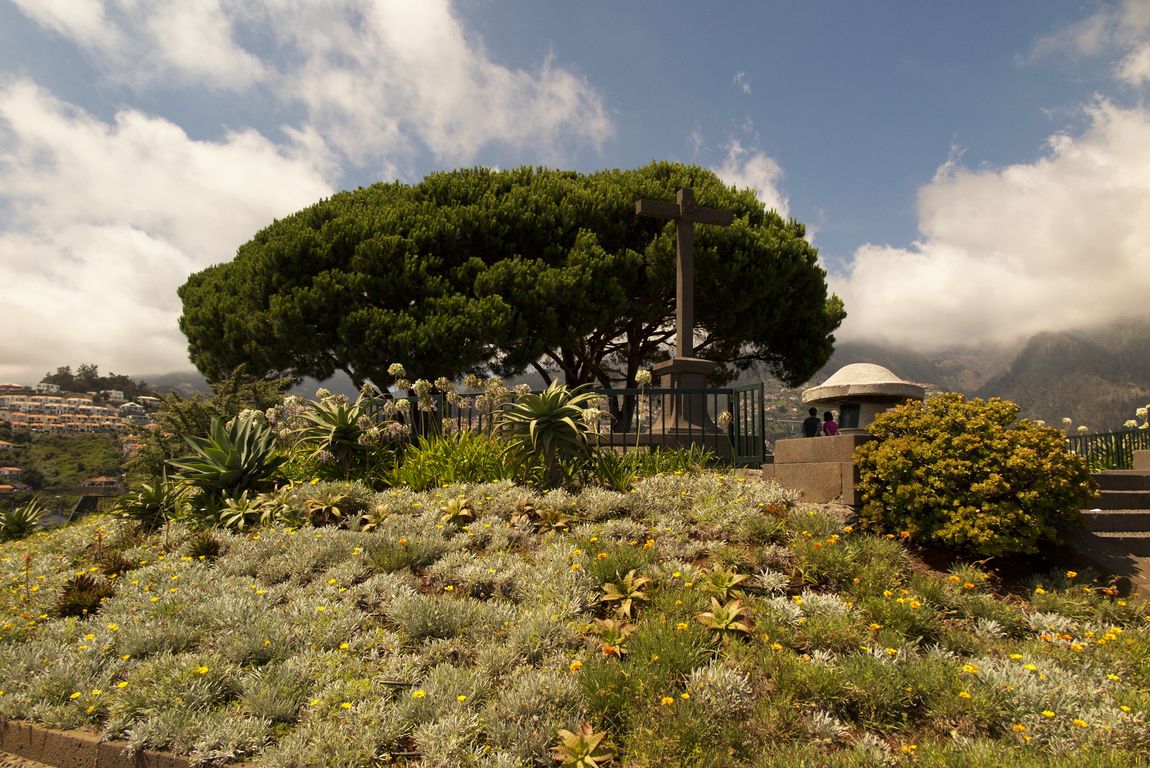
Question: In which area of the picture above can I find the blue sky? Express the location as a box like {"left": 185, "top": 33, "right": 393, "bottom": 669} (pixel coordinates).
{"left": 2, "top": 1, "right": 1149, "bottom": 384}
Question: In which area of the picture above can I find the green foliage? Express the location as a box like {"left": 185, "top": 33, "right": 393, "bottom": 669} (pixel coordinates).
{"left": 389, "top": 431, "right": 513, "bottom": 491}
{"left": 598, "top": 569, "right": 652, "bottom": 619}
{"left": 18, "top": 433, "right": 122, "bottom": 491}
{"left": 113, "top": 479, "right": 187, "bottom": 532}
{"left": 178, "top": 162, "right": 843, "bottom": 390}
{"left": 168, "top": 412, "right": 286, "bottom": 501}
{"left": 1, "top": 497, "right": 44, "bottom": 541}
{"left": 289, "top": 390, "right": 396, "bottom": 481}
{"left": 126, "top": 365, "right": 291, "bottom": 480}
{"left": 41, "top": 363, "right": 154, "bottom": 401}
{"left": 855, "top": 394, "right": 1097, "bottom": 557}
{"left": 498, "top": 381, "right": 601, "bottom": 487}
{"left": 552, "top": 722, "right": 614, "bottom": 768}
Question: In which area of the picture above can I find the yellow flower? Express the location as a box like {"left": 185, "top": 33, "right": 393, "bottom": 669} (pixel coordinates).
{"left": 340, "top": 702, "right": 352, "bottom": 709}
{"left": 660, "top": 696, "right": 675, "bottom": 705}
{"left": 456, "top": 695, "right": 467, "bottom": 702}
{"left": 569, "top": 661, "right": 583, "bottom": 673}
{"left": 961, "top": 664, "right": 978, "bottom": 674}
{"left": 869, "top": 623, "right": 881, "bottom": 631}
{"left": 1010, "top": 653, "right": 1024, "bottom": 660}
{"left": 412, "top": 689, "right": 426, "bottom": 699}
{"left": 770, "top": 643, "right": 783, "bottom": 651}
{"left": 1066, "top": 571, "right": 1078, "bottom": 579}
{"left": 339, "top": 643, "right": 350, "bottom": 650}
{"left": 1042, "top": 710, "right": 1055, "bottom": 718}
{"left": 1072, "top": 718, "right": 1088, "bottom": 728}
{"left": 116, "top": 681, "right": 128, "bottom": 689}
{"left": 676, "top": 622, "right": 689, "bottom": 631}
{"left": 443, "top": 585, "right": 454, "bottom": 591}
{"left": 680, "top": 692, "right": 690, "bottom": 700}
{"left": 958, "top": 691, "right": 972, "bottom": 699}
{"left": 1011, "top": 724, "right": 1027, "bottom": 732}
{"left": 196, "top": 666, "right": 209, "bottom": 675}
{"left": 69, "top": 691, "right": 81, "bottom": 700}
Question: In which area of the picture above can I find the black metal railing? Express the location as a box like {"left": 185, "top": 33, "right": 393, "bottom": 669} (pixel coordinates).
{"left": 398, "top": 383, "right": 766, "bottom": 467}
{"left": 1066, "top": 428, "right": 1150, "bottom": 471}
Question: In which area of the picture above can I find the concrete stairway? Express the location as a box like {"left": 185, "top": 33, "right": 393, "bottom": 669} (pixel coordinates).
{"left": 1065, "top": 450, "right": 1150, "bottom": 596}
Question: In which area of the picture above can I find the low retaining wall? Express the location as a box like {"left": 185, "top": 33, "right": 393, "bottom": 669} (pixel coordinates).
{"left": 0, "top": 720, "right": 188, "bottom": 768}
{"left": 761, "top": 434, "right": 872, "bottom": 505}
{"left": 1135, "top": 450, "right": 1150, "bottom": 471}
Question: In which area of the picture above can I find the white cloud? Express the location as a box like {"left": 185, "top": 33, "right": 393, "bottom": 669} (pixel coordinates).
{"left": 13, "top": 0, "right": 267, "bottom": 91}
{"left": 12, "top": 0, "right": 614, "bottom": 171}
{"left": 830, "top": 101, "right": 1150, "bottom": 350}
{"left": 1030, "top": 0, "right": 1150, "bottom": 87}
{"left": 713, "top": 139, "right": 789, "bottom": 218}
{"left": 733, "top": 71, "right": 752, "bottom": 94}
{"left": 0, "top": 79, "right": 333, "bottom": 383}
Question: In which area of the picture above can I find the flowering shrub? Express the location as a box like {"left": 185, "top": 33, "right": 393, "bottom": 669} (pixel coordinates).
{"left": 855, "top": 394, "right": 1096, "bottom": 557}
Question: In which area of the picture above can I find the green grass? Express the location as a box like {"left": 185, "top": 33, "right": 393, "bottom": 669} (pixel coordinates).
{"left": 1, "top": 472, "right": 1148, "bottom": 767}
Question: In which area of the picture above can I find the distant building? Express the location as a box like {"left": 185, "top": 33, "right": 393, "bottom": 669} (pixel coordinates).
{"left": 0, "top": 440, "right": 15, "bottom": 451}
{"left": 34, "top": 382, "right": 61, "bottom": 394}
{"left": 82, "top": 475, "right": 123, "bottom": 490}
{"left": 101, "top": 390, "right": 126, "bottom": 403}
{"left": 136, "top": 395, "right": 163, "bottom": 410}
{"left": 0, "top": 466, "right": 22, "bottom": 479}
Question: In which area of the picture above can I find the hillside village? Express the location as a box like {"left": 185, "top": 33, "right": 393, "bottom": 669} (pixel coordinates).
{"left": 0, "top": 383, "right": 156, "bottom": 495}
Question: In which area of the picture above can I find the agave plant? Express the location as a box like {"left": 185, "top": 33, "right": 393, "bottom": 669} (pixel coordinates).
{"left": 496, "top": 381, "right": 603, "bottom": 487}
{"left": 113, "top": 478, "right": 187, "bottom": 532}
{"left": 292, "top": 391, "right": 392, "bottom": 480}
{"left": 168, "top": 413, "right": 285, "bottom": 500}
{"left": 1, "top": 497, "right": 45, "bottom": 541}
{"left": 701, "top": 563, "right": 749, "bottom": 602}
{"left": 697, "top": 597, "right": 751, "bottom": 643}
{"left": 599, "top": 569, "right": 652, "bottom": 619}
{"left": 552, "top": 722, "right": 614, "bottom": 768}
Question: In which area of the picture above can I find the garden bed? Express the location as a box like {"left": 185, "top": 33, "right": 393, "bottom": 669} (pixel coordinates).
{"left": 2, "top": 474, "right": 1149, "bottom": 767}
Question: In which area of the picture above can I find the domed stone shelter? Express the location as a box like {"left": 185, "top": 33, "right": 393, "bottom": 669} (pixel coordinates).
{"left": 761, "top": 363, "right": 928, "bottom": 505}
{"left": 803, "top": 363, "right": 926, "bottom": 433}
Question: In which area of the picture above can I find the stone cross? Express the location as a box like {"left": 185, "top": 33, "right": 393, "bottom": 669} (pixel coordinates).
{"left": 635, "top": 187, "right": 734, "bottom": 358}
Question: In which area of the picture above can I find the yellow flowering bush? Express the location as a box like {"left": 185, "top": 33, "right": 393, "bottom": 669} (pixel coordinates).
{"left": 855, "top": 394, "right": 1096, "bottom": 557}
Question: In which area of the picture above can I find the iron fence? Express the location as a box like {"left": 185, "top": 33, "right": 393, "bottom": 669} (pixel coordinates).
{"left": 1066, "top": 428, "right": 1150, "bottom": 471}
{"left": 402, "top": 383, "right": 766, "bottom": 468}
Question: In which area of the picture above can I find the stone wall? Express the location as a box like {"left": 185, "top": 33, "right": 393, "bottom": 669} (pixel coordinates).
{"left": 762, "top": 434, "right": 872, "bottom": 505}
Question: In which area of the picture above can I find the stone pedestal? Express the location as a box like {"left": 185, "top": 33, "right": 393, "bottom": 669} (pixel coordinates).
{"left": 649, "top": 357, "right": 719, "bottom": 435}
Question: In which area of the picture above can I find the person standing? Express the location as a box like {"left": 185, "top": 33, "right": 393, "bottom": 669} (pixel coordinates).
{"left": 821, "top": 411, "right": 839, "bottom": 436}
{"left": 802, "top": 407, "right": 821, "bottom": 437}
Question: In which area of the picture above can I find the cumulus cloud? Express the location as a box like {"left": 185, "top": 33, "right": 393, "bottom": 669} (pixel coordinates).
{"left": 713, "top": 139, "right": 789, "bottom": 218}
{"left": 829, "top": 101, "right": 1150, "bottom": 350}
{"left": 0, "top": 79, "right": 333, "bottom": 383}
{"left": 1029, "top": 0, "right": 1150, "bottom": 87}
{"left": 733, "top": 71, "right": 752, "bottom": 94}
{"left": 12, "top": 0, "right": 268, "bottom": 91}
{"left": 12, "top": 0, "right": 613, "bottom": 170}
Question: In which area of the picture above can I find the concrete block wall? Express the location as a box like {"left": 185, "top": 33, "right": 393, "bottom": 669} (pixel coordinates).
{"left": 762, "top": 434, "right": 872, "bottom": 505}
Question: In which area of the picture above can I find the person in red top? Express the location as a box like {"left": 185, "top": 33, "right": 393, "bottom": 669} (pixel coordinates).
{"left": 821, "top": 411, "right": 839, "bottom": 436}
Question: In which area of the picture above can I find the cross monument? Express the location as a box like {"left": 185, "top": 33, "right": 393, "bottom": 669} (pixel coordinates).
{"left": 634, "top": 187, "right": 734, "bottom": 435}
{"left": 635, "top": 187, "right": 734, "bottom": 358}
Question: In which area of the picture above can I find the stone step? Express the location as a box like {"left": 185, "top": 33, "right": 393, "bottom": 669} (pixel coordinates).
{"left": 1081, "top": 509, "right": 1150, "bottom": 532}
{"left": 1092, "top": 471, "right": 1150, "bottom": 491}
{"left": 1080, "top": 531, "right": 1150, "bottom": 557}
{"left": 1062, "top": 528, "right": 1150, "bottom": 596}
{"left": 1092, "top": 489, "right": 1150, "bottom": 510}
